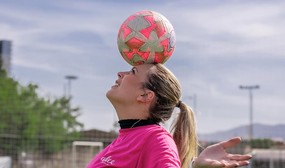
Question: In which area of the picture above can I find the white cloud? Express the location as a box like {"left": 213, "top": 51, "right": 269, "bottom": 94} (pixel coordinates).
{"left": 172, "top": 1, "right": 285, "bottom": 59}
{"left": 1, "top": 0, "right": 284, "bottom": 133}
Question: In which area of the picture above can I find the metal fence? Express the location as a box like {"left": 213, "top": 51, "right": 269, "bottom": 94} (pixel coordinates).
{"left": 200, "top": 140, "right": 285, "bottom": 168}
{"left": 0, "top": 131, "right": 284, "bottom": 167}
{"left": 0, "top": 78, "right": 284, "bottom": 167}
{"left": 0, "top": 131, "right": 115, "bottom": 168}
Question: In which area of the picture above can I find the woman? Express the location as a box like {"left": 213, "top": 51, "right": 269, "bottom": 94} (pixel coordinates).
{"left": 87, "top": 63, "right": 252, "bottom": 168}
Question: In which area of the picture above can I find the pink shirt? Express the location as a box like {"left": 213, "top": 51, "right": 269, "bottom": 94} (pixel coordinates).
{"left": 87, "top": 125, "right": 180, "bottom": 168}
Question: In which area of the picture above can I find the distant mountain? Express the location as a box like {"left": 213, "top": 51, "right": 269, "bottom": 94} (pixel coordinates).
{"left": 198, "top": 123, "right": 285, "bottom": 142}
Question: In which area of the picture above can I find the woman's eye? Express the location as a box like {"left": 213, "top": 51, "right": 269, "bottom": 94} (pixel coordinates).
{"left": 130, "top": 68, "right": 136, "bottom": 74}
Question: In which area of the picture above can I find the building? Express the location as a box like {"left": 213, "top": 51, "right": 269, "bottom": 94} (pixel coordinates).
{"left": 251, "top": 149, "right": 285, "bottom": 168}
{"left": 73, "top": 129, "right": 118, "bottom": 167}
{"left": 0, "top": 40, "right": 12, "bottom": 75}
{"left": 80, "top": 129, "right": 118, "bottom": 148}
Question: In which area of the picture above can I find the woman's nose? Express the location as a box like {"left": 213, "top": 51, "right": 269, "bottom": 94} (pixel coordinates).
{"left": 117, "top": 72, "right": 123, "bottom": 78}
{"left": 117, "top": 71, "right": 128, "bottom": 78}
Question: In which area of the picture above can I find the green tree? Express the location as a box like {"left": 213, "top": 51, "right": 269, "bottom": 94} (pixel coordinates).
{"left": 0, "top": 67, "right": 83, "bottom": 157}
{"left": 250, "top": 138, "right": 274, "bottom": 149}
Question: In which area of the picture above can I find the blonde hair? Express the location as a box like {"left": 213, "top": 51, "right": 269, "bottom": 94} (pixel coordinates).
{"left": 143, "top": 64, "right": 198, "bottom": 168}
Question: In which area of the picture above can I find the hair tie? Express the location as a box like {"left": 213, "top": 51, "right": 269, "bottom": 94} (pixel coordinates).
{"left": 176, "top": 100, "right": 182, "bottom": 108}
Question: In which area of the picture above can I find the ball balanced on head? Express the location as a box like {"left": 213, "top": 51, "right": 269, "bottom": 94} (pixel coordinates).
{"left": 117, "top": 10, "right": 176, "bottom": 66}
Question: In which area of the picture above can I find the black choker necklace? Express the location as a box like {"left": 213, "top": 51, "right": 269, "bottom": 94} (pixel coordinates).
{"left": 118, "top": 119, "right": 158, "bottom": 129}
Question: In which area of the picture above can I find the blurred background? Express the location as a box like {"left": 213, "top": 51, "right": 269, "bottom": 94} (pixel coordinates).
{"left": 0, "top": 0, "right": 284, "bottom": 167}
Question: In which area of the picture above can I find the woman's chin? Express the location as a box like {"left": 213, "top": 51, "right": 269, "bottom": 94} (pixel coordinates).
{"left": 106, "top": 89, "right": 116, "bottom": 101}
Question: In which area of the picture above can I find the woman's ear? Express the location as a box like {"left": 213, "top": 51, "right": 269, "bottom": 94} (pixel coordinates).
{"left": 137, "top": 91, "right": 155, "bottom": 103}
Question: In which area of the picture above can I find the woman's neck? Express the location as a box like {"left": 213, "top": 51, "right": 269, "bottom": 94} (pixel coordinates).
{"left": 118, "top": 119, "right": 158, "bottom": 129}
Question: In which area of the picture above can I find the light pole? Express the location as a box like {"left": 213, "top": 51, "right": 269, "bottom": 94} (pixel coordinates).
{"left": 187, "top": 94, "right": 197, "bottom": 113}
{"left": 239, "top": 85, "right": 259, "bottom": 140}
{"left": 65, "top": 75, "right": 78, "bottom": 98}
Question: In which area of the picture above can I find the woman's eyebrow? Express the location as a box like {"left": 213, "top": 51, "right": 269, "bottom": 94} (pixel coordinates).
{"left": 133, "top": 67, "right": 139, "bottom": 72}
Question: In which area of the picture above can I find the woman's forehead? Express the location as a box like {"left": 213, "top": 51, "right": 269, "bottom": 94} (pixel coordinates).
{"left": 134, "top": 64, "right": 155, "bottom": 71}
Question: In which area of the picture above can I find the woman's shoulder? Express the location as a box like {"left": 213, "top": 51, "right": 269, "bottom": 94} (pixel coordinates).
{"left": 119, "top": 125, "right": 175, "bottom": 147}
{"left": 137, "top": 125, "right": 181, "bottom": 167}
{"left": 137, "top": 124, "right": 171, "bottom": 137}
{"left": 139, "top": 125, "right": 176, "bottom": 146}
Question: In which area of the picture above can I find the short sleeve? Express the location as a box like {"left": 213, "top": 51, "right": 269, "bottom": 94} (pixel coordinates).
{"left": 137, "top": 130, "right": 181, "bottom": 168}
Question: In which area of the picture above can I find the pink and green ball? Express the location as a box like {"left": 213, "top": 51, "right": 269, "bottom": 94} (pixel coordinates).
{"left": 117, "top": 10, "right": 176, "bottom": 66}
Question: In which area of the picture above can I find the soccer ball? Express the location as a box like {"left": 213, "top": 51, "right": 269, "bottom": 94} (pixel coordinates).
{"left": 117, "top": 10, "right": 176, "bottom": 66}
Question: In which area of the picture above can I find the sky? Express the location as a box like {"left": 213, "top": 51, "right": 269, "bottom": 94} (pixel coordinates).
{"left": 1, "top": 0, "right": 284, "bottom": 134}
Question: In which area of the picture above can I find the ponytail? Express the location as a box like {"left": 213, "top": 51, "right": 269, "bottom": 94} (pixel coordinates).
{"left": 143, "top": 64, "right": 198, "bottom": 167}
{"left": 171, "top": 102, "right": 198, "bottom": 168}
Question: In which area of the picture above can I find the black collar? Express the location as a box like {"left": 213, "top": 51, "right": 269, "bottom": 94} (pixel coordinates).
{"left": 118, "top": 119, "right": 158, "bottom": 129}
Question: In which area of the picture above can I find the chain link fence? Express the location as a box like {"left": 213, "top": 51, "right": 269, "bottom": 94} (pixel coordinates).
{"left": 1, "top": 70, "right": 285, "bottom": 168}
{"left": 0, "top": 129, "right": 284, "bottom": 167}
{"left": 0, "top": 130, "right": 117, "bottom": 168}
